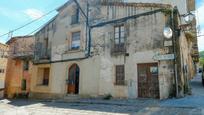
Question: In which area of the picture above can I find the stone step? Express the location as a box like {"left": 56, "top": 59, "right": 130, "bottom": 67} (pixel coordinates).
{"left": 63, "top": 94, "right": 80, "bottom": 101}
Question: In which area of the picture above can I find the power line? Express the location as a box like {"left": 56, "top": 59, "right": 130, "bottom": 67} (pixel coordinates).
{"left": 197, "top": 35, "right": 204, "bottom": 37}
{"left": 0, "top": 8, "right": 57, "bottom": 38}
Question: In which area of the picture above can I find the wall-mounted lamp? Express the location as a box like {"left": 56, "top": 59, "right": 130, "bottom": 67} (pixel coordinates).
{"left": 183, "top": 13, "right": 195, "bottom": 24}
{"left": 163, "top": 27, "right": 173, "bottom": 39}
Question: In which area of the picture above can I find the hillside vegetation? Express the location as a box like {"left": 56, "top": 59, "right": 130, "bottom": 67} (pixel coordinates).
{"left": 200, "top": 51, "right": 204, "bottom": 66}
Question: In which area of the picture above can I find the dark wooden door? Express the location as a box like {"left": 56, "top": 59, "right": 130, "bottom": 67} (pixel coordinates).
{"left": 138, "top": 63, "right": 159, "bottom": 98}
{"left": 67, "top": 64, "right": 80, "bottom": 94}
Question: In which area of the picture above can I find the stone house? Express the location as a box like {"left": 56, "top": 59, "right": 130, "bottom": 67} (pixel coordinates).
{"left": 0, "top": 43, "right": 9, "bottom": 98}
{"left": 5, "top": 36, "right": 34, "bottom": 98}
{"left": 31, "top": 0, "right": 197, "bottom": 99}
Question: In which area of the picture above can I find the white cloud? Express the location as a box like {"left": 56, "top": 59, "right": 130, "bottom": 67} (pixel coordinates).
{"left": 198, "top": 28, "right": 204, "bottom": 51}
{"left": 24, "top": 9, "right": 44, "bottom": 20}
{"left": 196, "top": 1, "right": 204, "bottom": 51}
{"left": 196, "top": 3, "right": 204, "bottom": 26}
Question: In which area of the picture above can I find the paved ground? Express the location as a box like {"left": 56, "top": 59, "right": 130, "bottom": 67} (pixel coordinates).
{"left": 0, "top": 73, "right": 204, "bottom": 115}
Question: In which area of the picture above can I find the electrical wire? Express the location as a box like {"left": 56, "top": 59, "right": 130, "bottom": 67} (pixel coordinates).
{"left": 197, "top": 35, "right": 204, "bottom": 37}
{"left": 0, "top": 8, "right": 57, "bottom": 38}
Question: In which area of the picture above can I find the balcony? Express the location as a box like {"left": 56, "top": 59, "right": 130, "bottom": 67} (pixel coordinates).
{"left": 111, "top": 43, "right": 126, "bottom": 55}
{"left": 11, "top": 51, "right": 33, "bottom": 59}
{"left": 34, "top": 42, "right": 51, "bottom": 63}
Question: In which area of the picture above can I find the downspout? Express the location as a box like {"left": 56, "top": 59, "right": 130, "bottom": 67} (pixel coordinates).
{"left": 172, "top": 7, "right": 179, "bottom": 98}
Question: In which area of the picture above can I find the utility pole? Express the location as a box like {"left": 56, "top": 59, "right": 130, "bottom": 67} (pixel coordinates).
{"left": 8, "top": 31, "right": 13, "bottom": 40}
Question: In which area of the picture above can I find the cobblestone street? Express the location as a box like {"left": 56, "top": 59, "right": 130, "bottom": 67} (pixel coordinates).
{"left": 0, "top": 73, "right": 204, "bottom": 115}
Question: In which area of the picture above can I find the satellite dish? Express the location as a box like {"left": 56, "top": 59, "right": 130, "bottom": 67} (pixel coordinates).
{"left": 184, "top": 13, "right": 194, "bottom": 24}
{"left": 163, "top": 27, "right": 173, "bottom": 39}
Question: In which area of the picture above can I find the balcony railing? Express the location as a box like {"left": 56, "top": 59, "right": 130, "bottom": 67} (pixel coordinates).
{"left": 34, "top": 42, "right": 51, "bottom": 62}
{"left": 111, "top": 43, "right": 126, "bottom": 55}
{"left": 11, "top": 51, "right": 33, "bottom": 58}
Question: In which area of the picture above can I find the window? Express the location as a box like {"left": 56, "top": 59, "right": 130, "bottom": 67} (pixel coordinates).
{"left": 0, "top": 69, "right": 4, "bottom": 74}
{"left": 71, "top": 8, "right": 80, "bottom": 24}
{"left": 21, "top": 79, "right": 26, "bottom": 90}
{"left": 71, "top": 32, "right": 80, "bottom": 50}
{"left": 115, "top": 65, "right": 125, "bottom": 85}
{"left": 23, "top": 60, "right": 29, "bottom": 71}
{"left": 37, "top": 68, "right": 50, "bottom": 86}
{"left": 111, "top": 25, "right": 126, "bottom": 54}
{"left": 114, "top": 25, "right": 125, "bottom": 45}
{"left": 44, "top": 38, "right": 49, "bottom": 55}
{"left": 43, "top": 68, "right": 50, "bottom": 85}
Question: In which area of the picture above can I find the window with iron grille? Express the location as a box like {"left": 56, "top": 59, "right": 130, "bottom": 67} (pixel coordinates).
{"left": 71, "top": 32, "right": 80, "bottom": 50}
{"left": 71, "top": 8, "right": 80, "bottom": 24}
{"left": 115, "top": 65, "right": 125, "bottom": 85}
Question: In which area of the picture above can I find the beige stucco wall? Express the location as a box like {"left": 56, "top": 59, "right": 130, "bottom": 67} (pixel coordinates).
{"left": 31, "top": 1, "right": 194, "bottom": 100}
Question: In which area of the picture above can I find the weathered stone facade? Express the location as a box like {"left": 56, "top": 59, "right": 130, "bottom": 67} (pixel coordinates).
{"left": 0, "top": 43, "right": 8, "bottom": 98}
{"left": 31, "top": 0, "right": 197, "bottom": 99}
{"left": 5, "top": 36, "right": 34, "bottom": 98}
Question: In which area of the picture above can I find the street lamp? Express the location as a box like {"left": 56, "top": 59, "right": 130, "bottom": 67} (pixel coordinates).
{"left": 183, "top": 13, "right": 195, "bottom": 24}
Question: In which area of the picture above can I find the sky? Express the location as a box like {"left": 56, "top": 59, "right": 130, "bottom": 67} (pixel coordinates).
{"left": 197, "top": 0, "right": 204, "bottom": 51}
{"left": 0, "top": 0, "right": 67, "bottom": 43}
{"left": 0, "top": 0, "right": 203, "bottom": 51}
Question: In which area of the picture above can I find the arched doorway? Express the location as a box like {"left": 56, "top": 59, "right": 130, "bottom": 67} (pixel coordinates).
{"left": 67, "top": 64, "right": 80, "bottom": 94}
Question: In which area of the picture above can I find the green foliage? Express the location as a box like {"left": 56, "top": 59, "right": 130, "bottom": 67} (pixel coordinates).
{"left": 200, "top": 58, "right": 204, "bottom": 65}
{"left": 200, "top": 51, "right": 204, "bottom": 58}
{"left": 200, "top": 51, "right": 204, "bottom": 66}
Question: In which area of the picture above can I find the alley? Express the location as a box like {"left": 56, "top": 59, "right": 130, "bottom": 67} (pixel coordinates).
{"left": 161, "top": 73, "right": 204, "bottom": 108}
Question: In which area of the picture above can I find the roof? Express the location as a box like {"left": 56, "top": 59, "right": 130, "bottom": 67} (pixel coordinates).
{"left": 34, "top": 15, "right": 57, "bottom": 35}
{"left": 56, "top": 0, "right": 74, "bottom": 12}
{"left": 35, "top": 0, "right": 73, "bottom": 35}
{"left": 0, "top": 42, "right": 8, "bottom": 47}
{"left": 6, "top": 35, "right": 34, "bottom": 45}
{"left": 100, "top": 1, "right": 172, "bottom": 9}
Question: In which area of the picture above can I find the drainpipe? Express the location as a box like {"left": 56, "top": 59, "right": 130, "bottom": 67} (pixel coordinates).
{"left": 172, "top": 7, "right": 179, "bottom": 98}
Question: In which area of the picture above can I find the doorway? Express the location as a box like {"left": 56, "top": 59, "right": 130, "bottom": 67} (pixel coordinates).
{"left": 67, "top": 64, "right": 80, "bottom": 94}
{"left": 138, "top": 63, "right": 159, "bottom": 98}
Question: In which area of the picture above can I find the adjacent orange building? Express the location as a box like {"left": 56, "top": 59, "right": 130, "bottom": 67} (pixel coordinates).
{"left": 5, "top": 36, "right": 34, "bottom": 98}
{"left": 0, "top": 43, "right": 9, "bottom": 98}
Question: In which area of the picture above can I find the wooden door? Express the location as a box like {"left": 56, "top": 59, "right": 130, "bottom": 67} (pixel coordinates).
{"left": 67, "top": 64, "right": 80, "bottom": 94}
{"left": 138, "top": 63, "right": 159, "bottom": 98}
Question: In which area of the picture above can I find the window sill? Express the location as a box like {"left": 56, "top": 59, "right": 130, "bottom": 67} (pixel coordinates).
{"left": 114, "top": 83, "right": 127, "bottom": 86}
{"left": 71, "top": 22, "right": 80, "bottom": 26}
{"left": 64, "top": 49, "right": 83, "bottom": 54}
{"left": 36, "top": 84, "right": 49, "bottom": 87}
{"left": 114, "top": 80, "right": 128, "bottom": 86}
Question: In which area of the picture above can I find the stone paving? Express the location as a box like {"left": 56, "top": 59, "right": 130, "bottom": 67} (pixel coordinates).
{"left": 0, "top": 73, "right": 204, "bottom": 115}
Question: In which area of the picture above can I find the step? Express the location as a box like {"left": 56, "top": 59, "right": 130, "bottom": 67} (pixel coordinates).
{"left": 63, "top": 94, "right": 80, "bottom": 101}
